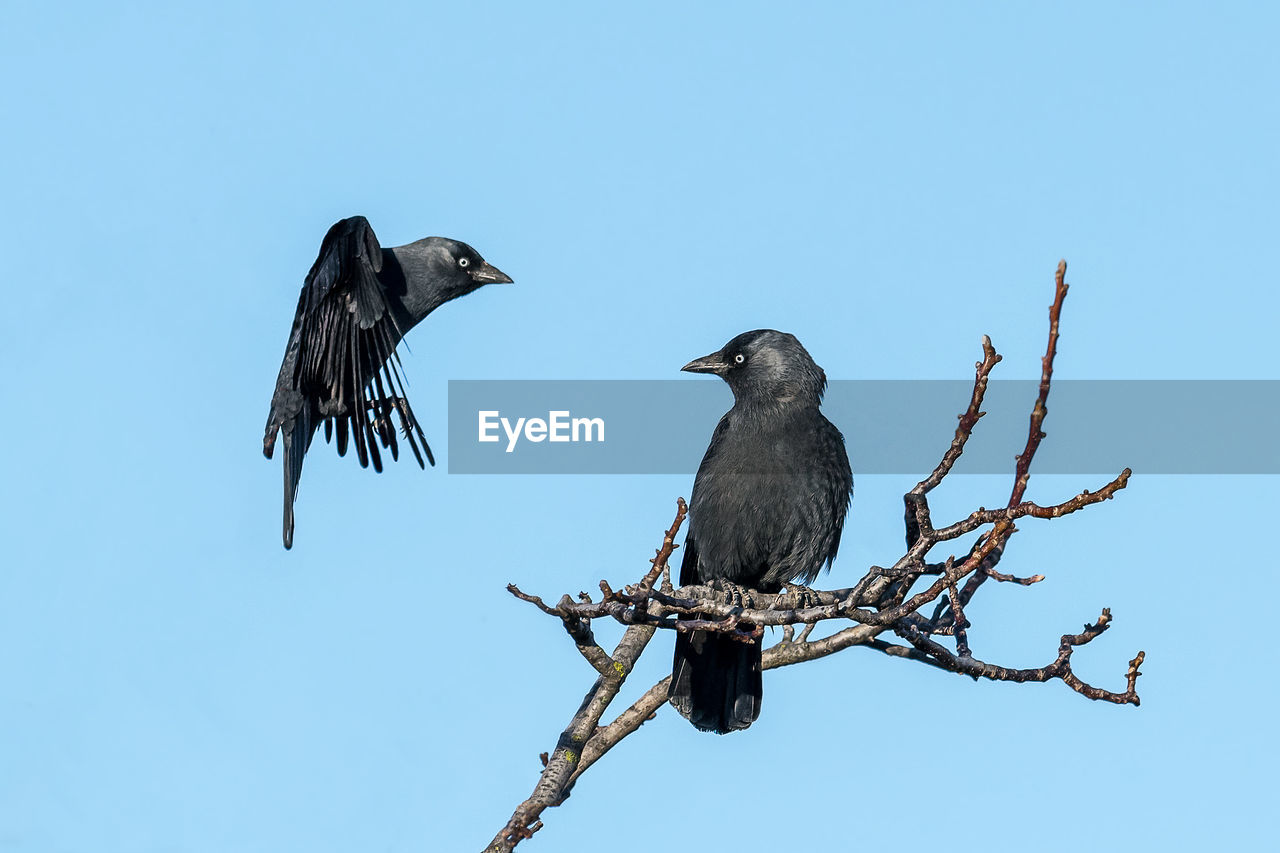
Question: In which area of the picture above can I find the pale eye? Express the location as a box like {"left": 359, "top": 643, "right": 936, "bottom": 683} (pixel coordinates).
{"left": 458, "top": 257, "right": 471, "bottom": 268}
{"left": 734, "top": 354, "right": 745, "bottom": 364}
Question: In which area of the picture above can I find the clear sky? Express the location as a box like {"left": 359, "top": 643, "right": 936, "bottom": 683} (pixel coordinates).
{"left": 2, "top": 2, "right": 1275, "bottom": 851}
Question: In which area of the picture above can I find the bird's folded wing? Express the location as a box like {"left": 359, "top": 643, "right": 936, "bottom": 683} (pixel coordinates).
{"left": 678, "top": 533, "right": 700, "bottom": 587}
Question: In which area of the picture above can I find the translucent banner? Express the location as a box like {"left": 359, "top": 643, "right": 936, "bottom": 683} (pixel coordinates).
{"left": 446, "top": 380, "right": 1279, "bottom": 474}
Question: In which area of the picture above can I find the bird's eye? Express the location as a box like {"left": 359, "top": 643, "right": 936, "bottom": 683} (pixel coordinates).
{"left": 734, "top": 354, "right": 745, "bottom": 364}
{"left": 458, "top": 257, "right": 471, "bottom": 268}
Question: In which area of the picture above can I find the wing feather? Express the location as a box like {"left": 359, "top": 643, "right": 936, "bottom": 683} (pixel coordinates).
{"left": 292, "top": 216, "right": 429, "bottom": 471}
{"left": 263, "top": 216, "right": 433, "bottom": 548}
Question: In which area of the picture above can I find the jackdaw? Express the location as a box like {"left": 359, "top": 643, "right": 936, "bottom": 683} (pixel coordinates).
{"left": 668, "top": 330, "right": 853, "bottom": 733}
{"left": 263, "top": 216, "right": 511, "bottom": 549}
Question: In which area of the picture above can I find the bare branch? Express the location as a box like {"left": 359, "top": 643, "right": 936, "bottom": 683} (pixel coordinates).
{"left": 960, "top": 259, "right": 1073, "bottom": 607}
{"left": 894, "top": 608, "right": 1144, "bottom": 705}
{"left": 507, "top": 472, "right": 1128, "bottom": 639}
{"left": 487, "top": 261, "right": 1145, "bottom": 850}
{"left": 1011, "top": 259, "right": 1069, "bottom": 508}
{"left": 487, "top": 503, "right": 688, "bottom": 852}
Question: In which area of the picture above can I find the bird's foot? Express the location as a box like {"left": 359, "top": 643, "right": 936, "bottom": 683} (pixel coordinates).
{"left": 777, "top": 583, "right": 821, "bottom": 610}
{"left": 372, "top": 410, "right": 395, "bottom": 446}
{"left": 368, "top": 397, "right": 417, "bottom": 443}
{"left": 710, "top": 579, "right": 756, "bottom": 610}
{"left": 390, "top": 397, "right": 418, "bottom": 436}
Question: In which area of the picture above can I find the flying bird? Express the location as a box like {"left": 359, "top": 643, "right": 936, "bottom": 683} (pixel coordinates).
{"left": 263, "top": 216, "right": 512, "bottom": 549}
{"left": 668, "top": 330, "right": 853, "bottom": 733}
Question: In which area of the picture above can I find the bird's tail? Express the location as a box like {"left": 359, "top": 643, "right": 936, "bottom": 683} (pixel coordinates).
{"left": 279, "top": 413, "right": 317, "bottom": 550}
{"left": 668, "top": 625, "right": 762, "bottom": 734}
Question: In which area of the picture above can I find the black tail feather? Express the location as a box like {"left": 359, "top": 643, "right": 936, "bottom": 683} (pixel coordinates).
{"left": 281, "top": 414, "right": 317, "bottom": 550}
{"left": 669, "top": 627, "right": 762, "bottom": 734}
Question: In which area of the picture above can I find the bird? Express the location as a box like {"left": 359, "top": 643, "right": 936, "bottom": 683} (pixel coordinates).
{"left": 263, "top": 216, "right": 512, "bottom": 549}
{"left": 668, "top": 329, "right": 852, "bottom": 733}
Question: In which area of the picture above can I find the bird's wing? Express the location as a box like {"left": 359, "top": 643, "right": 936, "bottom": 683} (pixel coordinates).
{"left": 833, "top": 420, "right": 854, "bottom": 551}
{"left": 292, "top": 216, "right": 432, "bottom": 472}
{"left": 263, "top": 217, "right": 433, "bottom": 548}
{"left": 813, "top": 417, "right": 853, "bottom": 572}
{"left": 678, "top": 532, "right": 700, "bottom": 587}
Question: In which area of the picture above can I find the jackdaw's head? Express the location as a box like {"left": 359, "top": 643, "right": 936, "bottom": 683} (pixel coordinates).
{"left": 682, "top": 329, "right": 828, "bottom": 405}
{"left": 399, "top": 236, "right": 513, "bottom": 301}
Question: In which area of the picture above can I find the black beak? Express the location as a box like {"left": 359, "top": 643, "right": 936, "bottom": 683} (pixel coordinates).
{"left": 681, "top": 351, "right": 729, "bottom": 375}
{"left": 470, "top": 261, "right": 514, "bottom": 284}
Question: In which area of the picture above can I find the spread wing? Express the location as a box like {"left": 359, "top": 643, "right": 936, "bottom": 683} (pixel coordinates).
{"left": 292, "top": 216, "right": 431, "bottom": 470}
{"left": 264, "top": 216, "right": 432, "bottom": 548}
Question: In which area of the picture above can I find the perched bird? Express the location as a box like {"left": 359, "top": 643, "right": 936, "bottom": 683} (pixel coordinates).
{"left": 668, "top": 330, "right": 852, "bottom": 733}
{"left": 263, "top": 216, "right": 512, "bottom": 549}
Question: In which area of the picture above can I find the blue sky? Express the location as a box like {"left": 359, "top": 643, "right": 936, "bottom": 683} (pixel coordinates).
{"left": 2, "top": 2, "right": 1275, "bottom": 850}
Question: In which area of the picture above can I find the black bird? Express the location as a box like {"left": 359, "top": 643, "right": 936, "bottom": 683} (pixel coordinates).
{"left": 263, "top": 216, "right": 512, "bottom": 549}
{"left": 668, "top": 330, "right": 852, "bottom": 733}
